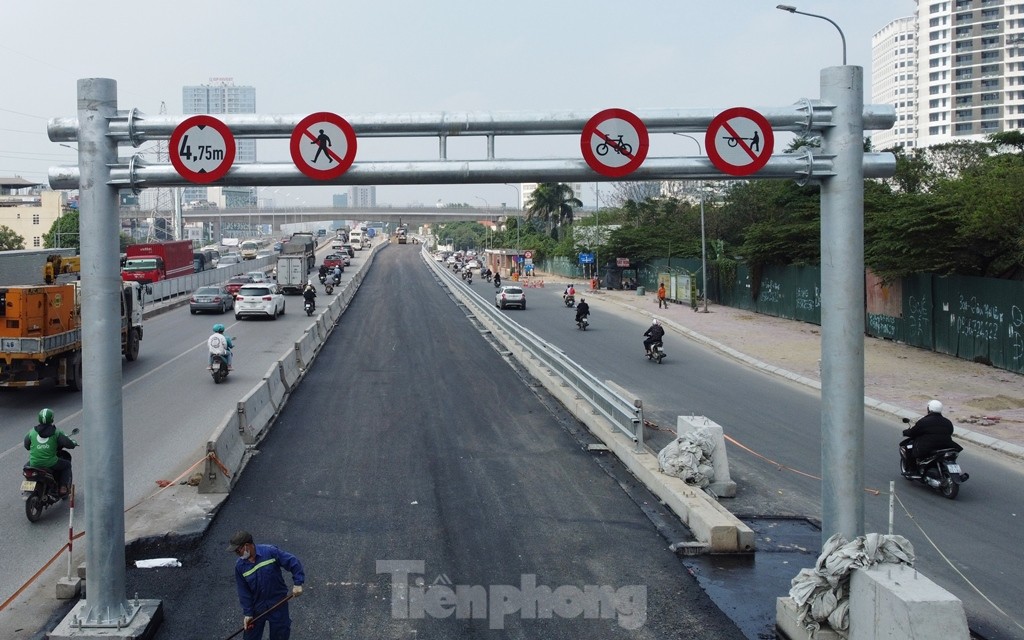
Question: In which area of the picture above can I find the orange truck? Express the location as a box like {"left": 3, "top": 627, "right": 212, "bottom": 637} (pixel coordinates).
{"left": 0, "top": 282, "right": 145, "bottom": 390}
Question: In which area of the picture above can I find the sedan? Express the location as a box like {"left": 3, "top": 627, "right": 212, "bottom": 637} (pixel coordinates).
{"left": 246, "top": 270, "right": 269, "bottom": 283}
{"left": 340, "top": 244, "right": 355, "bottom": 258}
{"left": 189, "top": 285, "right": 235, "bottom": 315}
{"left": 495, "top": 286, "right": 526, "bottom": 310}
{"left": 234, "top": 284, "right": 285, "bottom": 320}
{"left": 225, "top": 275, "right": 255, "bottom": 296}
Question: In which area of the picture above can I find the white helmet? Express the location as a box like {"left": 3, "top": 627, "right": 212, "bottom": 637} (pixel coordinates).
{"left": 651, "top": 319, "right": 660, "bottom": 326}
{"left": 927, "top": 400, "right": 943, "bottom": 414}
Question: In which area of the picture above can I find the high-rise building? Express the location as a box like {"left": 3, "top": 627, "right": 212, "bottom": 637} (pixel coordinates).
{"left": 349, "top": 186, "right": 375, "bottom": 207}
{"left": 520, "top": 182, "right": 584, "bottom": 209}
{"left": 871, "top": 16, "right": 919, "bottom": 150}
{"left": 181, "top": 78, "right": 257, "bottom": 206}
{"left": 872, "top": 1, "right": 1024, "bottom": 150}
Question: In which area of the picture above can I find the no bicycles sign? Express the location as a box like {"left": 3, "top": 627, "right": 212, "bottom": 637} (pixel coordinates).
{"left": 580, "top": 108, "right": 649, "bottom": 178}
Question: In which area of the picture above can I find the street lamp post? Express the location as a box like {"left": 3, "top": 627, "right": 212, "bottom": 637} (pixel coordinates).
{"left": 776, "top": 4, "right": 847, "bottom": 65}
{"left": 673, "top": 133, "right": 709, "bottom": 312}
{"left": 475, "top": 196, "right": 489, "bottom": 251}
{"left": 505, "top": 183, "right": 520, "bottom": 275}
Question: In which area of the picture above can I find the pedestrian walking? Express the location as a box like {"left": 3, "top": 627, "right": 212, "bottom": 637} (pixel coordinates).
{"left": 657, "top": 283, "right": 668, "bottom": 309}
{"left": 228, "top": 530, "right": 305, "bottom": 640}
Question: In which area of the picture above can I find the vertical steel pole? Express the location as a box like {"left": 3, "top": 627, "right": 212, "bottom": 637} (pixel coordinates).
{"left": 819, "top": 66, "right": 865, "bottom": 544}
{"left": 77, "top": 78, "right": 132, "bottom": 623}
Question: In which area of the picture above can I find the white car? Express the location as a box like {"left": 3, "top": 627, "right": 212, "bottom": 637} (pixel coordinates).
{"left": 234, "top": 284, "right": 285, "bottom": 320}
{"left": 245, "top": 270, "right": 269, "bottom": 283}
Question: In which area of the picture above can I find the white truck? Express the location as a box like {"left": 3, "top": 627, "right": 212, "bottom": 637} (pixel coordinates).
{"left": 276, "top": 254, "right": 308, "bottom": 295}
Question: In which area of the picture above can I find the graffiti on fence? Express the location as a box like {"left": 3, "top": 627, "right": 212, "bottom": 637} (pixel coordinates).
{"left": 759, "top": 279, "right": 783, "bottom": 304}
{"left": 795, "top": 286, "right": 820, "bottom": 311}
{"left": 955, "top": 295, "right": 1003, "bottom": 342}
{"left": 1010, "top": 305, "right": 1023, "bottom": 362}
{"left": 867, "top": 314, "right": 898, "bottom": 338}
{"left": 908, "top": 296, "right": 929, "bottom": 339}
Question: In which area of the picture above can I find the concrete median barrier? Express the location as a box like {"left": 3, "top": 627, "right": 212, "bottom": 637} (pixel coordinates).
{"left": 237, "top": 379, "right": 277, "bottom": 445}
{"left": 280, "top": 348, "right": 301, "bottom": 389}
{"left": 296, "top": 330, "right": 320, "bottom": 368}
{"left": 317, "top": 314, "right": 331, "bottom": 339}
{"left": 265, "top": 361, "right": 287, "bottom": 409}
{"left": 198, "top": 410, "right": 246, "bottom": 494}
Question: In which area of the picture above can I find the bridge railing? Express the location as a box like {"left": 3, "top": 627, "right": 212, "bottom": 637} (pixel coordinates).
{"left": 423, "top": 250, "right": 643, "bottom": 447}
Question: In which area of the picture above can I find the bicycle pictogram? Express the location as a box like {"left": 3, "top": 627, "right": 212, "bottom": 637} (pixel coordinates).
{"left": 596, "top": 134, "right": 633, "bottom": 157}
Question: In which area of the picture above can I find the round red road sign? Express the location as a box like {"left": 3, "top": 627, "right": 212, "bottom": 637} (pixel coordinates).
{"left": 580, "top": 108, "right": 649, "bottom": 178}
{"left": 169, "top": 115, "right": 236, "bottom": 184}
{"left": 290, "top": 112, "right": 357, "bottom": 181}
{"left": 705, "top": 107, "right": 774, "bottom": 177}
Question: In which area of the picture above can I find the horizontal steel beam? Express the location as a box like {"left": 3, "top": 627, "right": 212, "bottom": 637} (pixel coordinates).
{"left": 47, "top": 153, "right": 896, "bottom": 190}
{"left": 47, "top": 103, "right": 896, "bottom": 144}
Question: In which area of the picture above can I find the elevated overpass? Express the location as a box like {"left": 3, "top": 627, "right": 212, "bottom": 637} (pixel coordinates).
{"left": 175, "top": 205, "right": 525, "bottom": 228}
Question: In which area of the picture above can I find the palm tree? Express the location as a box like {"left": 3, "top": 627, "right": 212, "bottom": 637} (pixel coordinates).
{"left": 526, "top": 183, "right": 583, "bottom": 239}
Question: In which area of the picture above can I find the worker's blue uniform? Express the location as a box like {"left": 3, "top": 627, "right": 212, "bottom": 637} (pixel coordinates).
{"left": 234, "top": 544, "right": 305, "bottom": 640}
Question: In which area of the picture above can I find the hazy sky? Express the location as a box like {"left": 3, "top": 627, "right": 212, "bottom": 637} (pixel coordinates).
{"left": 1, "top": 0, "right": 915, "bottom": 208}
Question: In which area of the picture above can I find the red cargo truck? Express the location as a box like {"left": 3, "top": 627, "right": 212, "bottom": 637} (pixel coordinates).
{"left": 121, "top": 240, "right": 195, "bottom": 283}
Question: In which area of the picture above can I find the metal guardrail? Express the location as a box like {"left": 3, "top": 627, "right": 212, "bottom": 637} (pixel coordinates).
{"left": 425, "top": 252, "right": 644, "bottom": 448}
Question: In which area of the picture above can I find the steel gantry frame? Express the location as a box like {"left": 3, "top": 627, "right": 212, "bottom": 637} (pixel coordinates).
{"left": 48, "top": 72, "right": 892, "bottom": 631}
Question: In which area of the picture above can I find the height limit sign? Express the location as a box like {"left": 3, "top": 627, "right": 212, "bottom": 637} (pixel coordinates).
{"left": 169, "top": 115, "right": 236, "bottom": 184}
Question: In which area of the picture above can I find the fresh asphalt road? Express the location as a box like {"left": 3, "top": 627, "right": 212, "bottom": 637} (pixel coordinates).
{"left": 123, "top": 244, "right": 747, "bottom": 639}
{"left": 498, "top": 279, "right": 1024, "bottom": 640}
{"left": 0, "top": 242, "right": 358, "bottom": 611}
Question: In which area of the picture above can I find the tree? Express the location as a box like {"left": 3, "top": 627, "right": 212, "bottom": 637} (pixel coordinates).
{"left": 525, "top": 183, "right": 583, "bottom": 240}
{"left": 0, "top": 225, "right": 26, "bottom": 251}
{"left": 605, "top": 181, "right": 662, "bottom": 206}
{"left": 43, "top": 208, "right": 81, "bottom": 250}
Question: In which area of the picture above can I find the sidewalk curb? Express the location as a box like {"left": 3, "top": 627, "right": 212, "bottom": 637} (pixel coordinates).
{"left": 602, "top": 295, "right": 1024, "bottom": 462}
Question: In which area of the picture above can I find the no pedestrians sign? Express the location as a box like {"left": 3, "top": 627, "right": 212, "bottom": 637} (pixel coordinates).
{"left": 290, "top": 112, "right": 357, "bottom": 180}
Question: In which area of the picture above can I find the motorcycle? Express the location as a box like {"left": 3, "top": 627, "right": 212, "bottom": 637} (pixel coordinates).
{"left": 304, "top": 299, "right": 315, "bottom": 316}
{"left": 210, "top": 344, "right": 233, "bottom": 384}
{"left": 318, "top": 273, "right": 327, "bottom": 285}
{"left": 23, "top": 428, "right": 79, "bottom": 522}
{"left": 576, "top": 315, "right": 589, "bottom": 331}
{"left": 899, "top": 417, "right": 969, "bottom": 499}
{"left": 324, "top": 282, "right": 334, "bottom": 295}
{"left": 332, "top": 272, "right": 342, "bottom": 286}
{"left": 494, "top": 278, "right": 502, "bottom": 289}
{"left": 466, "top": 273, "right": 473, "bottom": 285}
{"left": 645, "top": 341, "right": 666, "bottom": 364}
{"left": 563, "top": 294, "right": 576, "bottom": 308}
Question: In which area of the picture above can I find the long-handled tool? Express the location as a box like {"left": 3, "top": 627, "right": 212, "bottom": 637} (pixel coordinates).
{"left": 222, "top": 594, "right": 294, "bottom": 640}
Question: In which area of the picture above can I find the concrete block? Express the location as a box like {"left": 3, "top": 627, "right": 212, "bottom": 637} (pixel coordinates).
{"left": 198, "top": 411, "right": 245, "bottom": 494}
{"left": 48, "top": 598, "right": 163, "bottom": 640}
{"left": 776, "top": 596, "right": 843, "bottom": 640}
{"left": 237, "top": 381, "right": 276, "bottom": 444}
{"left": 849, "top": 564, "right": 969, "bottom": 640}
{"left": 296, "top": 330, "right": 318, "bottom": 368}
{"left": 279, "top": 349, "right": 301, "bottom": 389}
{"left": 56, "top": 576, "right": 81, "bottom": 599}
{"left": 265, "top": 361, "right": 287, "bottom": 409}
{"left": 677, "top": 415, "right": 737, "bottom": 498}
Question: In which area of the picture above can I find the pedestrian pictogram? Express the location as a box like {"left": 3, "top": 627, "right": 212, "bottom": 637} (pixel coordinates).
{"left": 705, "top": 107, "right": 774, "bottom": 177}
{"left": 290, "top": 112, "right": 357, "bottom": 180}
{"left": 169, "top": 115, "right": 236, "bottom": 184}
{"left": 580, "top": 108, "right": 649, "bottom": 178}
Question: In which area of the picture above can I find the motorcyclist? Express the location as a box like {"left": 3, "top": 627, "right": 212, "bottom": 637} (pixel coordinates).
{"left": 303, "top": 281, "right": 317, "bottom": 310}
{"left": 575, "top": 298, "right": 590, "bottom": 324}
{"left": 24, "top": 408, "right": 78, "bottom": 495}
{"left": 493, "top": 273, "right": 502, "bottom": 288}
{"left": 563, "top": 284, "right": 576, "bottom": 301}
{"left": 643, "top": 319, "right": 666, "bottom": 355}
{"left": 332, "top": 265, "right": 342, "bottom": 284}
{"left": 208, "top": 323, "right": 234, "bottom": 369}
{"left": 318, "top": 264, "right": 328, "bottom": 283}
{"left": 901, "top": 400, "right": 960, "bottom": 471}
